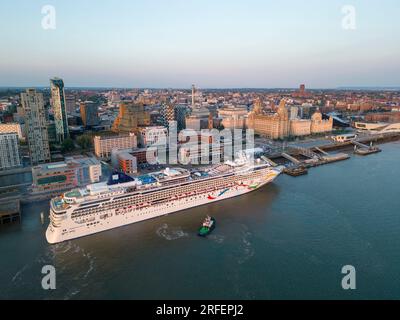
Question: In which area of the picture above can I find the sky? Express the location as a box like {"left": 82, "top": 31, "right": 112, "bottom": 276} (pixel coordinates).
{"left": 0, "top": 0, "right": 399, "bottom": 88}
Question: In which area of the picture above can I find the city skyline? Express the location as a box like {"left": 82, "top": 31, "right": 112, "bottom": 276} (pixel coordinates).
{"left": 2, "top": 84, "right": 400, "bottom": 90}
{"left": 1, "top": 0, "right": 400, "bottom": 304}
{"left": 1, "top": 0, "right": 400, "bottom": 88}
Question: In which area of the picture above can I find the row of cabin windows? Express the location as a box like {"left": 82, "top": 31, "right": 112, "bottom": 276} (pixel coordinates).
{"left": 107, "top": 172, "right": 262, "bottom": 206}
{"left": 72, "top": 172, "right": 263, "bottom": 218}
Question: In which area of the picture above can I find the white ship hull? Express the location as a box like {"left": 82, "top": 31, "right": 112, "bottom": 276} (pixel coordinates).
{"left": 46, "top": 167, "right": 281, "bottom": 244}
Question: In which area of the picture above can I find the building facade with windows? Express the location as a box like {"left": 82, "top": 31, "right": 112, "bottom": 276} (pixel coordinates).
{"left": 80, "top": 101, "right": 99, "bottom": 127}
{"left": 218, "top": 105, "right": 248, "bottom": 130}
{"left": 160, "top": 102, "right": 175, "bottom": 129}
{"left": 185, "top": 106, "right": 210, "bottom": 131}
{"left": 20, "top": 89, "right": 51, "bottom": 165}
{"left": 138, "top": 126, "right": 168, "bottom": 148}
{"left": 0, "top": 123, "right": 23, "bottom": 140}
{"left": 65, "top": 95, "right": 77, "bottom": 114}
{"left": 50, "top": 77, "right": 70, "bottom": 142}
{"left": 94, "top": 133, "right": 137, "bottom": 159}
{"left": 0, "top": 133, "right": 21, "bottom": 171}
{"left": 248, "top": 100, "right": 290, "bottom": 139}
{"left": 174, "top": 104, "right": 188, "bottom": 131}
{"left": 111, "top": 149, "right": 138, "bottom": 175}
{"left": 310, "top": 110, "right": 333, "bottom": 134}
{"left": 31, "top": 156, "right": 101, "bottom": 193}
{"left": 112, "top": 102, "right": 150, "bottom": 133}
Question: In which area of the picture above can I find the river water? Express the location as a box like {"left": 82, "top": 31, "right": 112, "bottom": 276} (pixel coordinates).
{"left": 1, "top": 142, "right": 399, "bottom": 299}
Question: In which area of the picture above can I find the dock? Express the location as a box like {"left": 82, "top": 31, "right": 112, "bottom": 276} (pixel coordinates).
{"left": 283, "top": 166, "right": 308, "bottom": 176}
{"left": 281, "top": 152, "right": 301, "bottom": 165}
{"left": 319, "top": 153, "right": 350, "bottom": 164}
{"left": 260, "top": 156, "right": 278, "bottom": 167}
{"left": 353, "top": 147, "right": 382, "bottom": 155}
{"left": 314, "top": 147, "right": 329, "bottom": 156}
{"left": 262, "top": 132, "right": 400, "bottom": 177}
{"left": 352, "top": 141, "right": 382, "bottom": 156}
{"left": 268, "top": 144, "right": 351, "bottom": 177}
{"left": 0, "top": 199, "right": 21, "bottom": 225}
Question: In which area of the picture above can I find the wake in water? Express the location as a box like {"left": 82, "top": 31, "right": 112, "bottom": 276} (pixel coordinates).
{"left": 156, "top": 223, "right": 189, "bottom": 241}
{"left": 10, "top": 241, "right": 96, "bottom": 300}
{"left": 237, "top": 226, "right": 255, "bottom": 264}
{"left": 11, "top": 263, "right": 29, "bottom": 283}
{"left": 208, "top": 234, "right": 225, "bottom": 244}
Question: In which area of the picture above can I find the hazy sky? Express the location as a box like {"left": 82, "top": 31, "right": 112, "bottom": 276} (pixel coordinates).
{"left": 1, "top": 0, "right": 399, "bottom": 88}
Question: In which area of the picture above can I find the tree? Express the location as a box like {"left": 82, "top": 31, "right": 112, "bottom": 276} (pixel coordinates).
{"left": 61, "top": 138, "right": 75, "bottom": 152}
{"left": 77, "top": 134, "right": 92, "bottom": 150}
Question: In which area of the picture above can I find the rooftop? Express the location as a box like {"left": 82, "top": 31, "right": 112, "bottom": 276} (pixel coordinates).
{"left": 33, "top": 156, "right": 100, "bottom": 172}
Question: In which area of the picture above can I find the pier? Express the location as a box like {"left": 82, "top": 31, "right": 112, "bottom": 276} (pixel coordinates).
{"left": 311, "top": 132, "right": 399, "bottom": 152}
{"left": 281, "top": 152, "right": 301, "bottom": 165}
{"left": 261, "top": 132, "right": 400, "bottom": 177}
{"left": 351, "top": 141, "right": 382, "bottom": 156}
{"left": 260, "top": 156, "right": 278, "bottom": 167}
{"left": 314, "top": 147, "right": 329, "bottom": 156}
{"left": 353, "top": 147, "right": 382, "bottom": 155}
{"left": 276, "top": 150, "right": 350, "bottom": 177}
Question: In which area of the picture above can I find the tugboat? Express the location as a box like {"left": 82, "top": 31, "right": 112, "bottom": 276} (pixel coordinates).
{"left": 198, "top": 216, "right": 216, "bottom": 237}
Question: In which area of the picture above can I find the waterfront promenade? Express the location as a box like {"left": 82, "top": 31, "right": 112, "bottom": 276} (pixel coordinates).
{"left": 0, "top": 132, "right": 399, "bottom": 203}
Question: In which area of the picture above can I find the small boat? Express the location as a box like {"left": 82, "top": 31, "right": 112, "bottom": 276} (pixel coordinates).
{"left": 198, "top": 216, "right": 216, "bottom": 237}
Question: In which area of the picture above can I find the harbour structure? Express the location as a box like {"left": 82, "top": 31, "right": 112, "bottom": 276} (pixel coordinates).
{"left": 354, "top": 121, "right": 400, "bottom": 134}
{"left": 46, "top": 153, "right": 283, "bottom": 243}
{"left": 352, "top": 141, "right": 381, "bottom": 155}
{"left": 32, "top": 156, "right": 101, "bottom": 194}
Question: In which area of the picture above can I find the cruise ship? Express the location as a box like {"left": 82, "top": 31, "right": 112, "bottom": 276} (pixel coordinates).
{"left": 46, "top": 153, "right": 283, "bottom": 244}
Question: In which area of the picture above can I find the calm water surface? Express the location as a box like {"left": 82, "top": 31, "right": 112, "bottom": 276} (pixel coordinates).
{"left": 1, "top": 142, "right": 399, "bottom": 299}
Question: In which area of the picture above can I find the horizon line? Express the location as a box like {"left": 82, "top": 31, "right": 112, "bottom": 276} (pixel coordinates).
{"left": 1, "top": 85, "right": 400, "bottom": 91}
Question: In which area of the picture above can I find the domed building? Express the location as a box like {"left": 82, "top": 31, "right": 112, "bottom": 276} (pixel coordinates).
{"left": 218, "top": 104, "right": 248, "bottom": 130}
{"left": 310, "top": 108, "right": 333, "bottom": 134}
{"left": 248, "top": 99, "right": 290, "bottom": 139}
